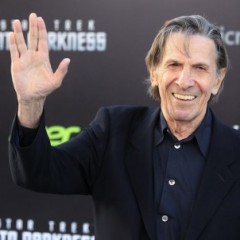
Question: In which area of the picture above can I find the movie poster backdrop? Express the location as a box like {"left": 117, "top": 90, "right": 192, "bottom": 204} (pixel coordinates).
{"left": 1, "top": 0, "right": 240, "bottom": 239}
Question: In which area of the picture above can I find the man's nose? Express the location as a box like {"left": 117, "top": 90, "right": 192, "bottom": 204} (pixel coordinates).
{"left": 175, "top": 68, "right": 195, "bottom": 89}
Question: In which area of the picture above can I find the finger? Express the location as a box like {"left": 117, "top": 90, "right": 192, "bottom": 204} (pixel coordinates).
{"left": 28, "top": 13, "right": 39, "bottom": 50}
{"left": 53, "top": 58, "right": 71, "bottom": 87}
{"left": 37, "top": 16, "right": 49, "bottom": 52}
{"left": 9, "top": 32, "right": 20, "bottom": 62}
{"left": 12, "top": 19, "right": 27, "bottom": 54}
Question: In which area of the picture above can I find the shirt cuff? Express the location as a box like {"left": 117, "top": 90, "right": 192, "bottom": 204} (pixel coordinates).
{"left": 17, "top": 119, "right": 39, "bottom": 147}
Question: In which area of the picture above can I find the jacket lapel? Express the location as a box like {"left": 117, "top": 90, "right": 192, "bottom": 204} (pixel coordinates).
{"left": 184, "top": 117, "right": 239, "bottom": 240}
{"left": 125, "top": 107, "right": 160, "bottom": 240}
{"left": 125, "top": 108, "right": 240, "bottom": 240}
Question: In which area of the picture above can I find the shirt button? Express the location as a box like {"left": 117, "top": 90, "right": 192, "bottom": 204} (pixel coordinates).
{"left": 174, "top": 144, "right": 181, "bottom": 149}
{"left": 168, "top": 179, "right": 176, "bottom": 186}
{"left": 162, "top": 215, "right": 169, "bottom": 222}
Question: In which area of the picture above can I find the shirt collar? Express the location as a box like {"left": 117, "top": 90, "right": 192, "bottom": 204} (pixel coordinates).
{"left": 154, "top": 108, "right": 212, "bottom": 157}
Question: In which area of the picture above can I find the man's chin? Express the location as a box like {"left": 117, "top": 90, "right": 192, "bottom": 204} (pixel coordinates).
{"left": 170, "top": 111, "right": 196, "bottom": 123}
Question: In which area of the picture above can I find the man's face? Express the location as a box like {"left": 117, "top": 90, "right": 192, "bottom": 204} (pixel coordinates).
{"left": 150, "top": 33, "right": 225, "bottom": 125}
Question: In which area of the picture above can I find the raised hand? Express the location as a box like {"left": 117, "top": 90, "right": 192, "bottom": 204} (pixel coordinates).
{"left": 9, "top": 13, "right": 70, "bottom": 127}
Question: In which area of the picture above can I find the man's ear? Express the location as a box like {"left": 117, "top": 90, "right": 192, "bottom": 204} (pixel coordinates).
{"left": 150, "top": 67, "right": 159, "bottom": 87}
{"left": 212, "top": 68, "right": 226, "bottom": 95}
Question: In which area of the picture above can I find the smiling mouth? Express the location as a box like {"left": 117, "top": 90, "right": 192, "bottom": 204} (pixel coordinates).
{"left": 173, "top": 93, "right": 197, "bottom": 101}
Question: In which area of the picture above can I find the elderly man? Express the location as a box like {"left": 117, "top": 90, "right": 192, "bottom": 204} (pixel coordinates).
{"left": 8, "top": 13, "right": 240, "bottom": 240}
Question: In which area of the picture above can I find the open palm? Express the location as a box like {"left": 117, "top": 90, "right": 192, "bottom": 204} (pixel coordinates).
{"left": 9, "top": 13, "right": 70, "bottom": 103}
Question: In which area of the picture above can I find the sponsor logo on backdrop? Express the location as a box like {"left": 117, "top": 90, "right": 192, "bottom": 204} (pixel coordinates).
{"left": 220, "top": 26, "right": 240, "bottom": 46}
{"left": 46, "top": 125, "right": 81, "bottom": 146}
{"left": 0, "top": 18, "right": 107, "bottom": 51}
{"left": 0, "top": 218, "right": 95, "bottom": 240}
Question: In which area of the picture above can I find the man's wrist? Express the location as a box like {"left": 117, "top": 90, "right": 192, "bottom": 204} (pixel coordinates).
{"left": 17, "top": 99, "right": 45, "bottom": 128}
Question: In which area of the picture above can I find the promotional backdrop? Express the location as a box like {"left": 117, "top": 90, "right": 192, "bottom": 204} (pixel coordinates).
{"left": 1, "top": 0, "right": 240, "bottom": 239}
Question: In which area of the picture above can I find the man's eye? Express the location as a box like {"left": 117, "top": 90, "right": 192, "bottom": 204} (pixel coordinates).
{"left": 169, "top": 63, "right": 179, "bottom": 67}
{"left": 196, "top": 66, "right": 206, "bottom": 71}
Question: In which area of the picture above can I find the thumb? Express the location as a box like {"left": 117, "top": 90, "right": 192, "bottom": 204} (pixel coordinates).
{"left": 53, "top": 58, "right": 71, "bottom": 88}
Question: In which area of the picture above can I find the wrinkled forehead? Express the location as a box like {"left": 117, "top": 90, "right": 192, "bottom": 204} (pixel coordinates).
{"left": 161, "top": 32, "right": 218, "bottom": 62}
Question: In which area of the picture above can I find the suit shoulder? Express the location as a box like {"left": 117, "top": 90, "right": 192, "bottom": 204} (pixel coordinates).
{"left": 98, "top": 105, "right": 159, "bottom": 118}
{"left": 213, "top": 116, "right": 240, "bottom": 142}
{"left": 226, "top": 125, "right": 240, "bottom": 139}
{"left": 91, "top": 105, "right": 160, "bottom": 132}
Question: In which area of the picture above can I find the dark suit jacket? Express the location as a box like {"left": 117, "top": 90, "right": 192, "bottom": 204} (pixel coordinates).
{"left": 9, "top": 106, "right": 240, "bottom": 240}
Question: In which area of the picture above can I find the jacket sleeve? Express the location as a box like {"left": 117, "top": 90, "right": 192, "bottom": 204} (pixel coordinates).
{"left": 8, "top": 108, "right": 110, "bottom": 195}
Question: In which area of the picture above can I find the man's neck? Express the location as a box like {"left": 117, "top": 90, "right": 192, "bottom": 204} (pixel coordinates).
{"left": 165, "top": 115, "right": 205, "bottom": 141}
